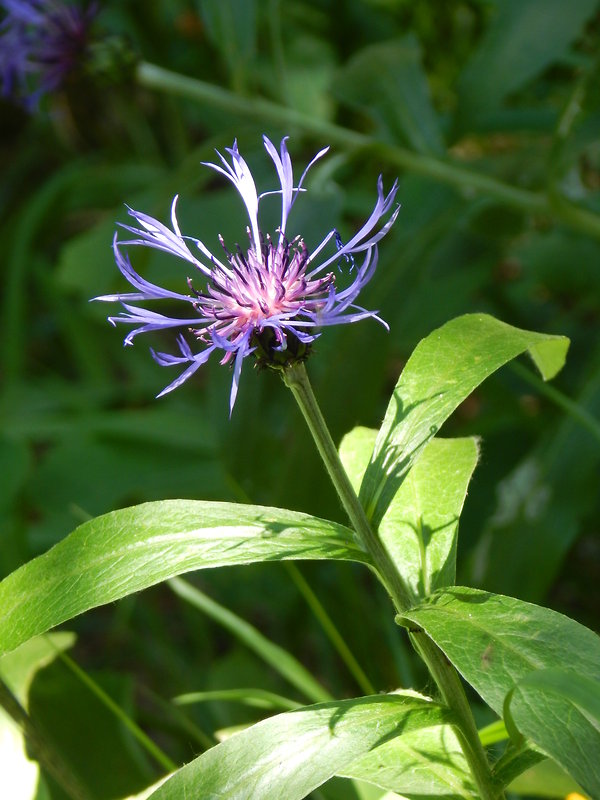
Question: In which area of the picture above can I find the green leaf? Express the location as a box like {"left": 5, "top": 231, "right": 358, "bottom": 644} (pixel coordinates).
{"left": 332, "top": 36, "right": 445, "bottom": 154}
{"left": 118, "top": 778, "right": 170, "bottom": 800}
{"left": 0, "top": 500, "right": 367, "bottom": 657}
{"left": 56, "top": 213, "right": 119, "bottom": 294}
{"left": 480, "top": 720, "right": 549, "bottom": 788}
{"left": 197, "top": 0, "right": 256, "bottom": 82}
{"left": 340, "top": 723, "right": 475, "bottom": 798}
{"left": 401, "top": 588, "right": 600, "bottom": 714}
{"left": 339, "top": 427, "right": 378, "bottom": 494}
{"left": 28, "top": 660, "right": 155, "bottom": 797}
{"left": 169, "top": 578, "right": 332, "bottom": 704}
{"left": 401, "top": 589, "right": 600, "bottom": 793}
{"left": 457, "top": 0, "right": 599, "bottom": 123}
{"left": 504, "top": 669, "right": 600, "bottom": 799}
{"left": 0, "top": 633, "right": 75, "bottom": 800}
{"left": 359, "top": 314, "right": 569, "bottom": 528}
{"left": 148, "top": 692, "right": 452, "bottom": 800}
{"left": 470, "top": 357, "right": 600, "bottom": 601}
{"left": 25, "top": 424, "right": 229, "bottom": 550}
{"left": 341, "top": 428, "right": 478, "bottom": 599}
{"left": 507, "top": 756, "right": 588, "bottom": 799}
{"left": 0, "top": 634, "right": 76, "bottom": 703}
{"left": 174, "top": 688, "right": 301, "bottom": 712}
{"left": 493, "top": 744, "right": 546, "bottom": 792}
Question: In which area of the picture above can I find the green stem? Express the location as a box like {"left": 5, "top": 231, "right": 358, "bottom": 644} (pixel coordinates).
{"left": 135, "top": 61, "right": 600, "bottom": 240}
{"left": 282, "top": 363, "right": 412, "bottom": 613}
{"left": 141, "top": 685, "right": 216, "bottom": 751}
{"left": 282, "top": 362, "right": 503, "bottom": 800}
{"left": 510, "top": 361, "right": 600, "bottom": 446}
{"left": 409, "top": 632, "right": 502, "bottom": 800}
{"left": 168, "top": 577, "right": 332, "bottom": 704}
{"left": 56, "top": 649, "right": 177, "bottom": 773}
{"left": 284, "top": 562, "right": 376, "bottom": 695}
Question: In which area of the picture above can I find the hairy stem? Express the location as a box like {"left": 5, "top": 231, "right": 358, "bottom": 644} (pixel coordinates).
{"left": 282, "top": 363, "right": 413, "bottom": 612}
{"left": 283, "top": 362, "right": 503, "bottom": 800}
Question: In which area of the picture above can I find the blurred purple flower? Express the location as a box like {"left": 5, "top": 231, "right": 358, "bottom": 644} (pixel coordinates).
{"left": 0, "top": 0, "right": 97, "bottom": 108}
{"left": 96, "top": 136, "right": 399, "bottom": 412}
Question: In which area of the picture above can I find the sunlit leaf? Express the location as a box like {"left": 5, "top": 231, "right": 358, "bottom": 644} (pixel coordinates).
{"left": 340, "top": 722, "right": 475, "bottom": 798}
{"left": 0, "top": 500, "right": 367, "bottom": 657}
{"left": 401, "top": 588, "right": 600, "bottom": 713}
{"left": 401, "top": 588, "right": 600, "bottom": 794}
{"left": 148, "top": 692, "right": 451, "bottom": 800}
{"left": 341, "top": 428, "right": 478, "bottom": 599}
{"left": 360, "top": 314, "right": 568, "bottom": 528}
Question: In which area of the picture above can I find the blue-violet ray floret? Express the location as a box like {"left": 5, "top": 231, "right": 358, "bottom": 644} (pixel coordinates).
{"left": 95, "top": 136, "right": 399, "bottom": 412}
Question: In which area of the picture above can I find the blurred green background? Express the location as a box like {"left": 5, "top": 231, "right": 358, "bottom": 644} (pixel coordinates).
{"left": 1, "top": 0, "right": 599, "bottom": 796}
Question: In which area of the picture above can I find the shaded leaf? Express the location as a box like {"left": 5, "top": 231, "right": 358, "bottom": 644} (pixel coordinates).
{"left": 495, "top": 750, "right": 546, "bottom": 793}
{"left": 174, "top": 687, "right": 301, "bottom": 712}
{"left": 0, "top": 501, "right": 367, "bottom": 657}
{"left": 0, "top": 634, "right": 75, "bottom": 800}
{"left": 169, "top": 578, "right": 331, "bottom": 704}
{"left": 471, "top": 355, "right": 600, "bottom": 601}
{"left": 197, "top": 0, "right": 256, "bottom": 80}
{"left": 457, "top": 0, "right": 599, "bottom": 123}
{"left": 507, "top": 756, "right": 588, "bottom": 799}
{"left": 332, "top": 36, "right": 444, "bottom": 154}
{"left": 29, "top": 662, "right": 154, "bottom": 798}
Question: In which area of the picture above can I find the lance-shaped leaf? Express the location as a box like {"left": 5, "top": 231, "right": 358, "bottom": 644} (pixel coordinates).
{"left": 359, "top": 314, "right": 568, "bottom": 528}
{"left": 332, "top": 35, "right": 445, "bottom": 155}
{"left": 341, "top": 428, "right": 478, "bottom": 600}
{"left": 340, "top": 722, "right": 475, "bottom": 798}
{"left": 400, "top": 588, "right": 600, "bottom": 712}
{"left": 0, "top": 500, "right": 367, "bottom": 657}
{"left": 504, "top": 669, "right": 600, "bottom": 799}
{"left": 148, "top": 692, "right": 452, "bottom": 800}
{"left": 456, "top": 0, "right": 598, "bottom": 122}
{"left": 401, "top": 588, "right": 600, "bottom": 794}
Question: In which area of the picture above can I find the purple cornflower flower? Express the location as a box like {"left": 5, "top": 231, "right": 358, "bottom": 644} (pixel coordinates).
{"left": 95, "top": 136, "right": 399, "bottom": 413}
{"left": 0, "top": 0, "right": 97, "bottom": 107}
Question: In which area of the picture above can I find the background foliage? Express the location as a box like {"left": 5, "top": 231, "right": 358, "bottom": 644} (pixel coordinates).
{"left": 1, "top": 1, "right": 599, "bottom": 797}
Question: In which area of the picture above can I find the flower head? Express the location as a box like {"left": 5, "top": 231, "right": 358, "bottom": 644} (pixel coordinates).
{"left": 95, "top": 136, "right": 399, "bottom": 413}
{"left": 0, "top": 0, "right": 97, "bottom": 108}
